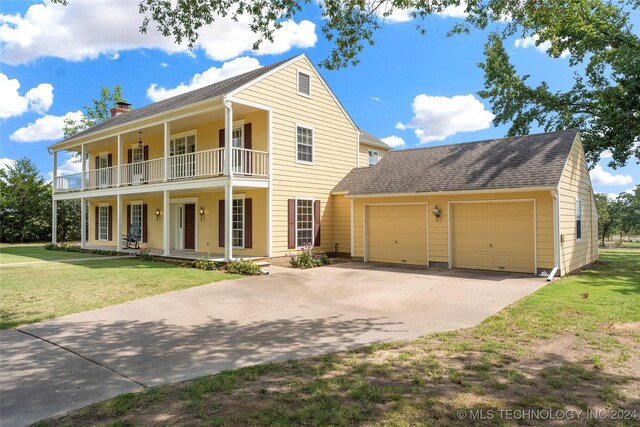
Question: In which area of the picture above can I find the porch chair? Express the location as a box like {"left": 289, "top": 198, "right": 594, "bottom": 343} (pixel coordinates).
{"left": 122, "top": 224, "right": 142, "bottom": 249}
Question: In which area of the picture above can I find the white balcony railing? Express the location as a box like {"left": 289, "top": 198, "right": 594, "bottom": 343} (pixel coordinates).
{"left": 53, "top": 148, "right": 268, "bottom": 193}
{"left": 86, "top": 166, "right": 117, "bottom": 190}
{"left": 232, "top": 147, "right": 268, "bottom": 177}
{"left": 121, "top": 158, "right": 164, "bottom": 185}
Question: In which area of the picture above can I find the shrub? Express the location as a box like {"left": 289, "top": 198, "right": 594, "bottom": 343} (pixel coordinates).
{"left": 193, "top": 254, "right": 222, "bottom": 271}
{"left": 226, "top": 259, "right": 261, "bottom": 275}
{"left": 43, "top": 243, "right": 122, "bottom": 256}
{"left": 138, "top": 248, "right": 154, "bottom": 261}
{"left": 289, "top": 243, "right": 330, "bottom": 269}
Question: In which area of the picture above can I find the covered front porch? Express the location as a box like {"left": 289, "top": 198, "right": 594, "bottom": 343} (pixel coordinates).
{"left": 53, "top": 185, "right": 270, "bottom": 262}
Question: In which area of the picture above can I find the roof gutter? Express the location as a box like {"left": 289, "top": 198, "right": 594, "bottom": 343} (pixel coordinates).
{"left": 345, "top": 186, "right": 556, "bottom": 199}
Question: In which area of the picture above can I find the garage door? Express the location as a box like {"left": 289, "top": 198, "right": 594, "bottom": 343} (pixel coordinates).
{"left": 452, "top": 201, "right": 535, "bottom": 273}
{"left": 367, "top": 204, "right": 427, "bottom": 266}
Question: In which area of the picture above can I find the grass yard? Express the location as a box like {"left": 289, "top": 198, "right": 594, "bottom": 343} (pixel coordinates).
{"left": 0, "top": 243, "right": 105, "bottom": 264}
{"left": 0, "top": 256, "right": 242, "bottom": 329}
{"left": 40, "top": 249, "right": 640, "bottom": 427}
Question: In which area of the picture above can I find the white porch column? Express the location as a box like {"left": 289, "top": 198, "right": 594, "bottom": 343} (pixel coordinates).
{"left": 52, "top": 150, "right": 58, "bottom": 193}
{"left": 81, "top": 144, "right": 86, "bottom": 191}
{"left": 51, "top": 199, "right": 57, "bottom": 244}
{"left": 163, "top": 122, "right": 170, "bottom": 181}
{"left": 163, "top": 190, "right": 170, "bottom": 255}
{"left": 224, "top": 183, "right": 233, "bottom": 261}
{"left": 117, "top": 134, "right": 122, "bottom": 186}
{"left": 80, "top": 197, "right": 86, "bottom": 249}
{"left": 116, "top": 194, "right": 123, "bottom": 252}
{"left": 223, "top": 97, "right": 234, "bottom": 261}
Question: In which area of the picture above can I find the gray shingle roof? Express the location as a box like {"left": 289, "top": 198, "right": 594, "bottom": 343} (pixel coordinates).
{"left": 59, "top": 56, "right": 296, "bottom": 145}
{"left": 333, "top": 167, "right": 377, "bottom": 193}
{"left": 336, "top": 129, "right": 579, "bottom": 195}
{"left": 359, "top": 129, "right": 391, "bottom": 150}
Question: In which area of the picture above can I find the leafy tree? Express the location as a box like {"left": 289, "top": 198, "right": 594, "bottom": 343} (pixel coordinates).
{"left": 0, "top": 158, "right": 51, "bottom": 243}
{"left": 50, "top": 0, "right": 639, "bottom": 168}
{"left": 63, "top": 85, "right": 126, "bottom": 138}
{"left": 57, "top": 200, "right": 82, "bottom": 242}
{"left": 616, "top": 185, "right": 640, "bottom": 241}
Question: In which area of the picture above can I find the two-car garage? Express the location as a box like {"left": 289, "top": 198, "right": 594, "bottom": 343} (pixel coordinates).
{"left": 364, "top": 201, "right": 536, "bottom": 273}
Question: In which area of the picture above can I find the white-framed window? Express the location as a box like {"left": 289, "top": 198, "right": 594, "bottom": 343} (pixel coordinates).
{"left": 232, "top": 197, "right": 244, "bottom": 248}
{"left": 232, "top": 126, "right": 244, "bottom": 148}
{"left": 296, "top": 199, "right": 314, "bottom": 247}
{"left": 368, "top": 150, "right": 379, "bottom": 166}
{"left": 170, "top": 131, "right": 196, "bottom": 178}
{"left": 296, "top": 126, "right": 313, "bottom": 164}
{"left": 576, "top": 199, "right": 582, "bottom": 241}
{"left": 131, "top": 202, "right": 143, "bottom": 242}
{"left": 98, "top": 205, "right": 108, "bottom": 241}
{"left": 297, "top": 71, "right": 311, "bottom": 97}
{"left": 98, "top": 153, "right": 110, "bottom": 187}
{"left": 132, "top": 146, "right": 143, "bottom": 163}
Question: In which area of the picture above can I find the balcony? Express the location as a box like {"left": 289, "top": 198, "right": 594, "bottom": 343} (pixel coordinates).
{"left": 53, "top": 147, "right": 268, "bottom": 193}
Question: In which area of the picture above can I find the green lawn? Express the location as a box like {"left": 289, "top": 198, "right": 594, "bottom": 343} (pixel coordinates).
{"left": 0, "top": 257, "right": 242, "bottom": 329}
{"left": 41, "top": 249, "right": 640, "bottom": 426}
{"left": 0, "top": 243, "right": 104, "bottom": 264}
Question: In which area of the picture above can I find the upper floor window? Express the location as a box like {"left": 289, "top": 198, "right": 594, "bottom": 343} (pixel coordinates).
{"left": 298, "top": 71, "right": 311, "bottom": 96}
{"left": 170, "top": 133, "right": 196, "bottom": 156}
{"left": 368, "top": 150, "right": 379, "bottom": 166}
{"left": 232, "top": 127, "right": 244, "bottom": 148}
{"left": 296, "top": 126, "right": 313, "bottom": 164}
{"left": 575, "top": 199, "right": 582, "bottom": 241}
{"left": 132, "top": 146, "right": 143, "bottom": 163}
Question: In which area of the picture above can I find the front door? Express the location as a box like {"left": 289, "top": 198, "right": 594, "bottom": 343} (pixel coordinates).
{"left": 184, "top": 204, "right": 196, "bottom": 250}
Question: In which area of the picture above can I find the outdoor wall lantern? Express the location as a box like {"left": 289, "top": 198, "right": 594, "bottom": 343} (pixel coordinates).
{"left": 155, "top": 208, "right": 160, "bottom": 221}
{"left": 200, "top": 207, "right": 205, "bottom": 221}
{"left": 137, "top": 131, "right": 143, "bottom": 148}
{"left": 432, "top": 206, "right": 441, "bottom": 221}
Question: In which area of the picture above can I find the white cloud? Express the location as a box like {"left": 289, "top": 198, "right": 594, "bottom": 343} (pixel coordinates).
{"left": 0, "top": 157, "right": 16, "bottom": 172}
{"left": 439, "top": 3, "right": 468, "bottom": 18}
{"left": 370, "top": 96, "right": 381, "bottom": 102}
{"left": 514, "top": 34, "right": 569, "bottom": 58}
{"left": 590, "top": 164, "right": 633, "bottom": 186}
{"left": 396, "top": 94, "right": 494, "bottom": 143}
{"left": 147, "top": 57, "right": 262, "bottom": 102}
{"left": 0, "top": 73, "right": 53, "bottom": 118}
{"left": 601, "top": 149, "right": 613, "bottom": 159}
{"left": 373, "top": 1, "right": 467, "bottom": 23}
{"left": 9, "top": 111, "right": 84, "bottom": 143}
{"left": 0, "top": 2, "right": 316, "bottom": 65}
{"left": 381, "top": 135, "right": 406, "bottom": 148}
{"left": 160, "top": 62, "right": 168, "bottom": 68}
{"left": 47, "top": 152, "right": 84, "bottom": 181}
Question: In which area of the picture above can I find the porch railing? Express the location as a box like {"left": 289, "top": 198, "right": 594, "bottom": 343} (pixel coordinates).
{"left": 53, "top": 147, "right": 268, "bottom": 193}
{"left": 169, "top": 148, "right": 225, "bottom": 180}
{"left": 86, "top": 166, "right": 117, "bottom": 190}
{"left": 232, "top": 147, "right": 268, "bottom": 177}
{"left": 121, "top": 158, "right": 164, "bottom": 185}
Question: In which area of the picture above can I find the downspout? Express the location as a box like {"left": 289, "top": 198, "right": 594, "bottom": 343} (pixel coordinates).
{"left": 548, "top": 189, "right": 560, "bottom": 282}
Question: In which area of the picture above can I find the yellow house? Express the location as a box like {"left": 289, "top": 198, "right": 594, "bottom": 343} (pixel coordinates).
{"left": 48, "top": 54, "right": 390, "bottom": 260}
{"left": 49, "top": 54, "right": 596, "bottom": 278}
{"left": 333, "top": 129, "right": 598, "bottom": 277}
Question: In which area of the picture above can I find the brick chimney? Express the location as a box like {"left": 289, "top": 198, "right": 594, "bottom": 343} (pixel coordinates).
{"left": 110, "top": 101, "right": 132, "bottom": 117}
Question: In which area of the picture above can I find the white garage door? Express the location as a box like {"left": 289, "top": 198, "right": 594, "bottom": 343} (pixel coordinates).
{"left": 366, "top": 204, "right": 427, "bottom": 266}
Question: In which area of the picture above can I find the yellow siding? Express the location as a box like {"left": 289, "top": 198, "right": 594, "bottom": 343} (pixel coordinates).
{"left": 359, "top": 143, "right": 388, "bottom": 167}
{"left": 352, "top": 191, "right": 555, "bottom": 271}
{"left": 329, "top": 194, "right": 352, "bottom": 254}
{"left": 234, "top": 56, "right": 359, "bottom": 256}
{"left": 558, "top": 136, "right": 599, "bottom": 274}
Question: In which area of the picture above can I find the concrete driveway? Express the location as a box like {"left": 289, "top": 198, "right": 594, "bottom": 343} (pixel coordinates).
{"left": 1, "top": 262, "right": 547, "bottom": 426}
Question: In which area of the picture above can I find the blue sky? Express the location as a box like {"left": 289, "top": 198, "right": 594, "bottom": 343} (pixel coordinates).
{"left": 1, "top": 0, "right": 637, "bottom": 199}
